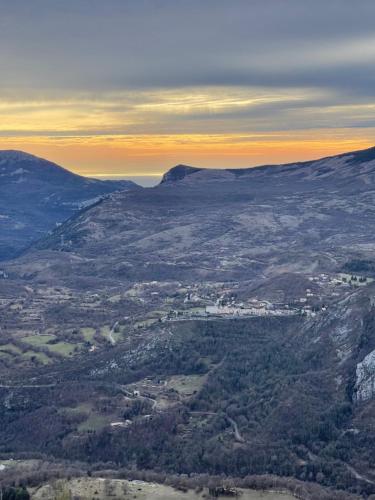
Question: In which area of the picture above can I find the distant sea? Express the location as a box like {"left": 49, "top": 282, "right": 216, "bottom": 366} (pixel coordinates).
{"left": 125, "top": 175, "right": 161, "bottom": 187}
{"left": 92, "top": 175, "right": 162, "bottom": 187}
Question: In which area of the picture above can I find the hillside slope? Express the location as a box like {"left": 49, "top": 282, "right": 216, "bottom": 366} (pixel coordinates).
{"left": 161, "top": 146, "right": 375, "bottom": 186}
{"left": 23, "top": 145, "right": 375, "bottom": 285}
{"left": 0, "top": 150, "right": 138, "bottom": 260}
{"left": 2, "top": 147, "right": 375, "bottom": 496}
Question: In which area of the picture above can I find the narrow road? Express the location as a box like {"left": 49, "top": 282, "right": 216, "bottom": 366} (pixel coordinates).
{"left": 0, "top": 383, "right": 56, "bottom": 389}
{"left": 346, "top": 465, "right": 375, "bottom": 485}
{"left": 226, "top": 416, "right": 245, "bottom": 443}
{"left": 118, "top": 386, "right": 158, "bottom": 411}
{"left": 108, "top": 321, "right": 118, "bottom": 345}
{"left": 190, "top": 410, "right": 245, "bottom": 444}
{"left": 140, "top": 394, "right": 158, "bottom": 411}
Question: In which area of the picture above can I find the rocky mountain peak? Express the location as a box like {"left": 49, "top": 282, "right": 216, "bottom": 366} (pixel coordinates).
{"left": 160, "top": 164, "right": 202, "bottom": 184}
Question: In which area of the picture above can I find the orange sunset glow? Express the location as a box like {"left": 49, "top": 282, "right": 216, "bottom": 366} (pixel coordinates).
{"left": 0, "top": 131, "right": 373, "bottom": 178}
{"left": 1, "top": 2, "right": 374, "bottom": 179}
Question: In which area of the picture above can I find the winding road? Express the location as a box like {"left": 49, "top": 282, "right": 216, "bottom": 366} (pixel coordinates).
{"left": 226, "top": 416, "right": 246, "bottom": 443}
{"left": 108, "top": 321, "right": 118, "bottom": 345}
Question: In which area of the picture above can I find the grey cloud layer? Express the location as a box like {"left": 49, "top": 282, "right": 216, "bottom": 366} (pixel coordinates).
{"left": 0, "top": 0, "right": 374, "bottom": 133}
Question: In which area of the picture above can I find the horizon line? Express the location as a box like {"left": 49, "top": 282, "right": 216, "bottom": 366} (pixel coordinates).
{"left": 89, "top": 173, "right": 164, "bottom": 178}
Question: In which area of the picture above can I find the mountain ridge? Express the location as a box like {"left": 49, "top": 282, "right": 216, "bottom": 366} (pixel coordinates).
{"left": 0, "top": 149, "right": 139, "bottom": 260}
{"left": 19, "top": 145, "right": 375, "bottom": 287}
{"left": 160, "top": 145, "right": 375, "bottom": 185}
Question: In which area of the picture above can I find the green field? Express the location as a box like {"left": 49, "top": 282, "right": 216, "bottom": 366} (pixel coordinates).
{"left": 61, "top": 403, "right": 113, "bottom": 432}
{"left": 50, "top": 342, "right": 80, "bottom": 356}
{"left": 77, "top": 414, "right": 112, "bottom": 432}
{"left": 0, "top": 343, "right": 22, "bottom": 355}
{"left": 166, "top": 374, "right": 207, "bottom": 396}
{"left": 80, "top": 327, "right": 96, "bottom": 342}
{"left": 21, "top": 334, "right": 56, "bottom": 347}
{"left": 22, "top": 334, "right": 81, "bottom": 357}
{"left": 23, "top": 351, "right": 51, "bottom": 364}
{"left": 0, "top": 342, "right": 52, "bottom": 366}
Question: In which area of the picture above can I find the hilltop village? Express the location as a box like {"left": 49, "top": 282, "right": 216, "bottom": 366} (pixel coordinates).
{"left": 0, "top": 269, "right": 372, "bottom": 375}
{"left": 141, "top": 272, "right": 373, "bottom": 322}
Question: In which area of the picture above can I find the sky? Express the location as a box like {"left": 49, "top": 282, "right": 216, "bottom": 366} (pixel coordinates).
{"left": 0, "top": 0, "right": 375, "bottom": 177}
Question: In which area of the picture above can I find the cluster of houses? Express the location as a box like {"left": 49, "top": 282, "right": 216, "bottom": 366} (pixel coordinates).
{"left": 182, "top": 272, "right": 373, "bottom": 320}
{"left": 309, "top": 272, "right": 372, "bottom": 287}
{"left": 129, "top": 274, "right": 374, "bottom": 324}
{"left": 205, "top": 303, "right": 298, "bottom": 317}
